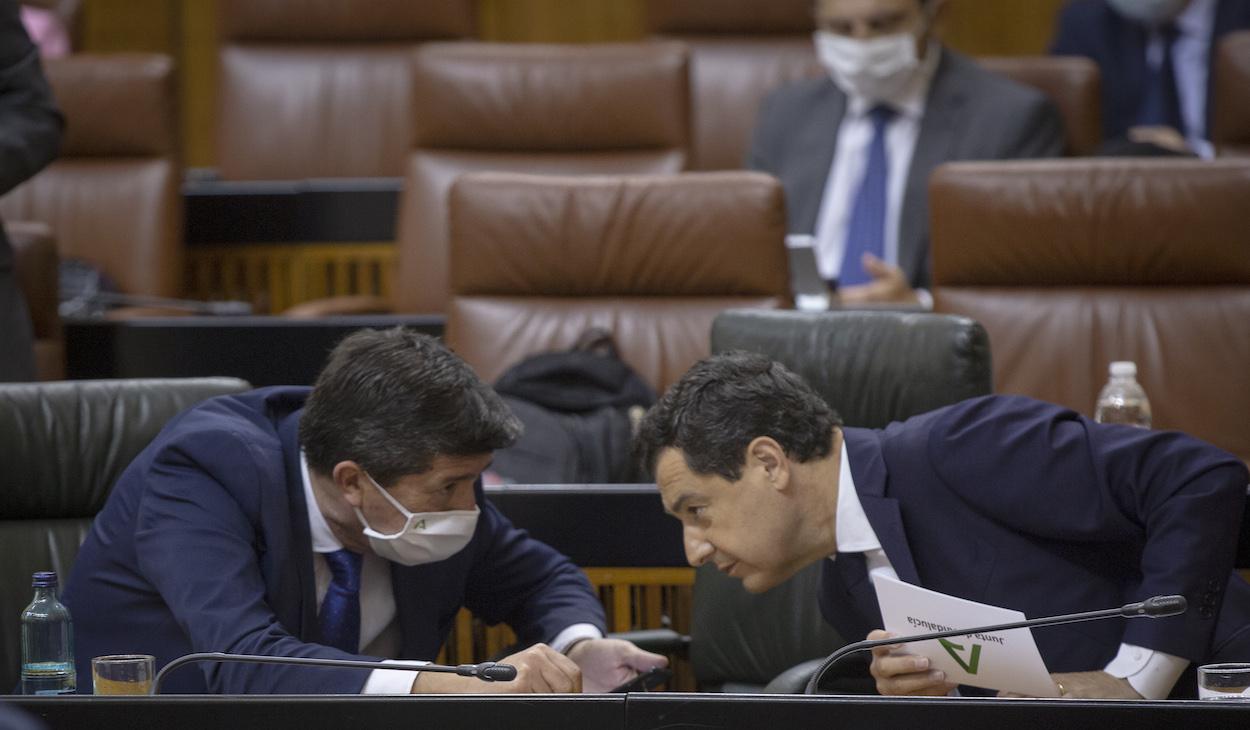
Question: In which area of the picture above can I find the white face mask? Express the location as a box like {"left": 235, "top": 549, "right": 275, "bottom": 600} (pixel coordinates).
{"left": 1105, "top": 0, "right": 1190, "bottom": 25}
{"left": 354, "top": 473, "right": 479, "bottom": 566}
{"left": 814, "top": 29, "right": 921, "bottom": 103}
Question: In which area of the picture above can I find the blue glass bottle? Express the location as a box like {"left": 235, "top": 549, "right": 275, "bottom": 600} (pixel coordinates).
{"left": 20, "top": 571, "right": 76, "bottom": 695}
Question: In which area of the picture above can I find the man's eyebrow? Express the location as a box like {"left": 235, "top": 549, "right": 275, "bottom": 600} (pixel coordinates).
{"left": 665, "top": 494, "right": 693, "bottom": 517}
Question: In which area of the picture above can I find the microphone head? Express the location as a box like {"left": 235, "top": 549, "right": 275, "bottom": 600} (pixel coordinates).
{"left": 478, "top": 662, "right": 518, "bottom": 682}
{"left": 1123, "top": 595, "right": 1188, "bottom": 618}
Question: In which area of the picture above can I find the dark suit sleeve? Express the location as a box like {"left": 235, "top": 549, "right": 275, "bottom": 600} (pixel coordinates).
{"left": 744, "top": 89, "right": 779, "bottom": 172}
{"left": 0, "top": 1, "right": 62, "bottom": 196}
{"left": 1049, "top": 1, "right": 1096, "bottom": 57}
{"left": 928, "top": 395, "right": 1249, "bottom": 662}
{"left": 1002, "top": 93, "right": 1066, "bottom": 159}
{"left": 133, "top": 429, "right": 374, "bottom": 694}
{"left": 461, "top": 490, "right": 606, "bottom": 647}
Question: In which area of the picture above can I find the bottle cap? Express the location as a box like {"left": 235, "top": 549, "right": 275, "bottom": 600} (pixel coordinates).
{"left": 1109, "top": 361, "right": 1137, "bottom": 377}
{"left": 31, "top": 571, "right": 58, "bottom": 587}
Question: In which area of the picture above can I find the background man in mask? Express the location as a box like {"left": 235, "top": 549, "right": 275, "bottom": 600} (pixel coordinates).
{"left": 62, "top": 327, "right": 664, "bottom": 694}
{"left": 747, "top": 0, "right": 1063, "bottom": 306}
{"left": 1051, "top": 0, "right": 1250, "bottom": 156}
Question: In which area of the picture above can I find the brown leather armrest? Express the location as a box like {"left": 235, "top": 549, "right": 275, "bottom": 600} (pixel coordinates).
{"left": 282, "top": 295, "right": 394, "bottom": 318}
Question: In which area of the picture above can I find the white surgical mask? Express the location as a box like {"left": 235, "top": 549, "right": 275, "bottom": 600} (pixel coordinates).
{"left": 354, "top": 473, "right": 479, "bottom": 566}
{"left": 814, "top": 29, "right": 921, "bottom": 103}
{"left": 1105, "top": 0, "right": 1190, "bottom": 25}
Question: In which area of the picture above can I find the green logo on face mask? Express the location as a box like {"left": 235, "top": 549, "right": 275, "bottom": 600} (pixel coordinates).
{"left": 938, "top": 638, "right": 982, "bottom": 674}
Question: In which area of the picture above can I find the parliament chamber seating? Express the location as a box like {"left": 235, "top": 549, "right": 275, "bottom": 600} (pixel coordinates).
{"left": 394, "top": 42, "right": 691, "bottom": 314}
{"left": 0, "top": 54, "right": 182, "bottom": 302}
{"left": 1212, "top": 30, "right": 1250, "bottom": 157}
{"left": 0, "top": 377, "right": 252, "bottom": 692}
{"left": 443, "top": 171, "right": 790, "bottom": 394}
{"left": 684, "top": 309, "right": 992, "bottom": 693}
{"left": 644, "top": 0, "right": 821, "bottom": 171}
{"left": 6, "top": 222, "right": 61, "bottom": 380}
{"left": 214, "top": 0, "right": 476, "bottom": 180}
{"left": 930, "top": 158, "right": 1250, "bottom": 466}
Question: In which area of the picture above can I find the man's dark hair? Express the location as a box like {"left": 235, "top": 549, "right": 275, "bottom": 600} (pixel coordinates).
{"left": 300, "top": 327, "right": 521, "bottom": 485}
{"left": 635, "top": 351, "right": 842, "bottom": 482}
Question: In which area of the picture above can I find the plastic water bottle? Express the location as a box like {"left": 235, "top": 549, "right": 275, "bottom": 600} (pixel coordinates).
{"left": 1094, "top": 361, "right": 1152, "bottom": 428}
{"left": 20, "top": 571, "right": 76, "bottom": 695}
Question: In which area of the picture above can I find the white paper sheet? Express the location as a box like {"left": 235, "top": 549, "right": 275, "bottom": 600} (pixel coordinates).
{"left": 871, "top": 574, "right": 1059, "bottom": 697}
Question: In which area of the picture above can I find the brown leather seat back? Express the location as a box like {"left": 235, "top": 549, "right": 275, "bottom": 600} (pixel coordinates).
{"left": 216, "top": 0, "right": 476, "bottom": 179}
{"left": 445, "top": 172, "right": 789, "bottom": 393}
{"left": 646, "top": 0, "right": 820, "bottom": 171}
{"left": 1212, "top": 31, "right": 1250, "bottom": 157}
{"left": 6, "top": 222, "right": 61, "bottom": 380}
{"left": 0, "top": 54, "right": 180, "bottom": 298}
{"left": 979, "top": 56, "right": 1102, "bottom": 157}
{"left": 930, "top": 159, "right": 1250, "bottom": 463}
{"left": 396, "top": 43, "right": 690, "bottom": 313}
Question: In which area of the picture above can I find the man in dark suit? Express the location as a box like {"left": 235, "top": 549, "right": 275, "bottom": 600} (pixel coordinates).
{"left": 748, "top": 0, "right": 1063, "bottom": 306}
{"left": 0, "top": 0, "right": 61, "bottom": 382}
{"left": 1051, "top": 0, "right": 1250, "bottom": 155}
{"left": 63, "top": 328, "right": 664, "bottom": 694}
{"left": 637, "top": 352, "right": 1250, "bottom": 699}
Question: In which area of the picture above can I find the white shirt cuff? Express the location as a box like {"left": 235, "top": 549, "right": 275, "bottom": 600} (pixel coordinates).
{"left": 1103, "top": 642, "right": 1188, "bottom": 699}
{"left": 550, "top": 623, "right": 603, "bottom": 654}
{"left": 361, "top": 659, "right": 427, "bottom": 695}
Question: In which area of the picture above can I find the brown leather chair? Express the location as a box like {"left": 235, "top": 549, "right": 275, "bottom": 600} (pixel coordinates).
{"left": 0, "top": 53, "right": 181, "bottom": 300}
{"left": 216, "top": 0, "right": 476, "bottom": 180}
{"left": 979, "top": 56, "right": 1102, "bottom": 157}
{"left": 394, "top": 42, "right": 690, "bottom": 314}
{"left": 444, "top": 172, "right": 790, "bottom": 394}
{"left": 1212, "top": 31, "right": 1250, "bottom": 157}
{"left": 6, "top": 221, "right": 62, "bottom": 380}
{"left": 645, "top": 0, "right": 821, "bottom": 171}
{"left": 930, "top": 158, "right": 1250, "bottom": 464}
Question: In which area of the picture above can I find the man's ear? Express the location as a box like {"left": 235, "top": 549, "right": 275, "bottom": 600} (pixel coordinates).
{"left": 332, "top": 461, "right": 367, "bottom": 508}
{"left": 745, "top": 436, "right": 790, "bottom": 492}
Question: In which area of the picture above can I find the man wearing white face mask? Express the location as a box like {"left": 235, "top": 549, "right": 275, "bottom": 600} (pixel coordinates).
{"left": 63, "top": 327, "right": 666, "bottom": 695}
{"left": 748, "top": 0, "right": 1064, "bottom": 305}
{"left": 1051, "top": 0, "right": 1250, "bottom": 156}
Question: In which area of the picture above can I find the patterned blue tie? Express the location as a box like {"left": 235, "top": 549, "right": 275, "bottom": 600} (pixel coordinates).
{"left": 1136, "top": 23, "right": 1183, "bottom": 132}
{"left": 839, "top": 105, "right": 896, "bottom": 288}
{"left": 319, "top": 549, "right": 363, "bottom": 653}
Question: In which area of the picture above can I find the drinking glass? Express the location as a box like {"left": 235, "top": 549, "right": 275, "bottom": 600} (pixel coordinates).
{"left": 92, "top": 654, "right": 155, "bottom": 695}
{"left": 1198, "top": 663, "right": 1250, "bottom": 701}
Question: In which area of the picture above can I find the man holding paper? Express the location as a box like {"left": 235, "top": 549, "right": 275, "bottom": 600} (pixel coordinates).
{"left": 636, "top": 352, "right": 1250, "bottom": 699}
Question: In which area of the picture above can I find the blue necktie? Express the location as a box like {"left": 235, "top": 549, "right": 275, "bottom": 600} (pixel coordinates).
{"left": 319, "top": 549, "right": 363, "bottom": 653}
{"left": 839, "top": 105, "right": 896, "bottom": 288}
{"left": 1136, "top": 23, "right": 1183, "bottom": 132}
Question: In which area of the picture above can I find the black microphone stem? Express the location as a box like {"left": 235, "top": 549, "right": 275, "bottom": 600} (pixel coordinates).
{"left": 149, "top": 652, "right": 515, "bottom": 695}
{"left": 804, "top": 604, "right": 1152, "bottom": 694}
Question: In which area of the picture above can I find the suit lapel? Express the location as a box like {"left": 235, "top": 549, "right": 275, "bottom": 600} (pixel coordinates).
{"left": 843, "top": 428, "right": 920, "bottom": 586}
{"left": 796, "top": 81, "right": 847, "bottom": 234}
{"left": 279, "top": 409, "right": 319, "bottom": 643}
{"left": 900, "top": 50, "right": 966, "bottom": 289}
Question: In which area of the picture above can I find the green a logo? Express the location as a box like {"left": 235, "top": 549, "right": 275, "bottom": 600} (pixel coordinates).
{"left": 938, "top": 638, "right": 982, "bottom": 674}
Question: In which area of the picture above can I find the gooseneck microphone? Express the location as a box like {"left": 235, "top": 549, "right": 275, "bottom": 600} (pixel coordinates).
{"left": 803, "top": 594, "right": 1187, "bottom": 694}
{"left": 150, "top": 652, "right": 518, "bottom": 695}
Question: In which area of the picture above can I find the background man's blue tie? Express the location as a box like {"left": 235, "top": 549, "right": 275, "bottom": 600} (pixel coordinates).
{"left": 319, "top": 548, "right": 363, "bottom": 653}
{"left": 1136, "top": 23, "right": 1183, "bottom": 132}
{"left": 839, "top": 105, "right": 896, "bottom": 288}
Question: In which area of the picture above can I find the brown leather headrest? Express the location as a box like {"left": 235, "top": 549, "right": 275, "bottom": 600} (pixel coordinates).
{"left": 45, "top": 54, "right": 176, "bottom": 157}
{"left": 930, "top": 159, "right": 1250, "bottom": 286}
{"left": 413, "top": 43, "right": 689, "bottom": 150}
{"left": 218, "top": 0, "right": 475, "bottom": 42}
{"left": 449, "top": 171, "right": 788, "bottom": 296}
{"left": 646, "top": 0, "right": 814, "bottom": 34}
{"left": 1212, "top": 31, "right": 1250, "bottom": 154}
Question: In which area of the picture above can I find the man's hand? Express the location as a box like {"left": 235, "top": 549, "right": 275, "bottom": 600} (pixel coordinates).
{"left": 566, "top": 638, "right": 669, "bottom": 693}
{"left": 1127, "top": 125, "right": 1192, "bottom": 155}
{"left": 837, "top": 254, "right": 920, "bottom": 305}
{"left": 1049, "top": 671, "right": 1142, "bottom": 699}
{"left": 411, "top": 643, "right": 581, "bottom": 694}
{"left": 867, "top": 630, "right": 958, "bottom": 696}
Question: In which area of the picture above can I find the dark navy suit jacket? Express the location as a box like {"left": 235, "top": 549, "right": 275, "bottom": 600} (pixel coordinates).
{"left": 62, "top": 387, "right": 605, "bottom": 694}
{"left": 1051, "top": 0, "right": 1250, "bottom": 140}
{"left": 821, "top": 395, "right": 1250, "bottom": 676}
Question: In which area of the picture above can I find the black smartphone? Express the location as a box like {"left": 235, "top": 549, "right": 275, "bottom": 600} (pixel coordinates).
{"left": 609, "top": 667, "right": 673, "bottom": 693}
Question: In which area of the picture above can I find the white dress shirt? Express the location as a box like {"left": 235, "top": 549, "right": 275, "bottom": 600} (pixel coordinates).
{"left": 300, "top": 454, "right": 600, "bottom": 694}
{"left": 827, "top": 440, "right": 1187, "bottom": 699}
{"left": 812, "top": 42, "right": 941, "bottom": 283}
{"left": 1145, "top": 0, "right": 1216, "bottom": 156}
